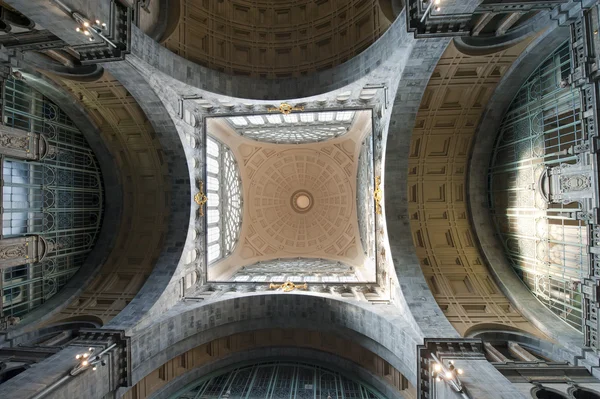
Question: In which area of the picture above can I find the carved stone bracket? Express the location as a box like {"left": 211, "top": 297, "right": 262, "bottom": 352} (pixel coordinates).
{"left": 0, "top": 124, "right": 47, "bottom": 160}
{"left": 0, "top": 236, "right": 46, "bottom": 269}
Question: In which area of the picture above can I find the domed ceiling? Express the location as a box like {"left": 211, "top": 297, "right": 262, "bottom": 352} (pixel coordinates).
{"left": 205, "top": 110, "right": 375, "bottom": 282}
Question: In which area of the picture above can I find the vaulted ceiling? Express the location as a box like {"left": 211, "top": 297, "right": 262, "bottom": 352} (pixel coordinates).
{"left": 162, "top": 0, "right": 393, "bottom": 78}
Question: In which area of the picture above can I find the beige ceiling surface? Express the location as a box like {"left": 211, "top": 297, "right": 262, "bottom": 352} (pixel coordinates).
{"left": 162, "top": 0, "right": 392, "bottom": 78}
{"left": 208, "top": 111, "right": 373, "bottom": 281}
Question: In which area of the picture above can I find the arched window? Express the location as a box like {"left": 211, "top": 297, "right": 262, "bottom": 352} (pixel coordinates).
{"left": 488, "top": 41, "right": 586, "bottom": 330}
{"left": 531, "top": 386, "right": 568, "bottom": 399}
{"left": 570, "top": 387, "right": 600, "bottom": 399}
{"left": 1, "top": 77, "right": 103, "bottom": 318}
{"left": 205, "top": 136, "right": 242, "bottom": 264}
{"left": 171, "top": 361, "right": 386, "bottom": 399}
{"left": 227, "top": 111, "right": 355, "bottom": 144}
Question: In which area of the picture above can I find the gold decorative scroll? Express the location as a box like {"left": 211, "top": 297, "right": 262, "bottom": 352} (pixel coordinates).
{"left": 194, "top": 181, "right": 208, "bottom": 217}
{"left": 267, "top": 103, "right": 305, "bottom": 115}
{"left": 374, "top": 176, "right": 382, "bottom": 215}
{"left": 269, "top": 281, "right": 308, "bottom": 292}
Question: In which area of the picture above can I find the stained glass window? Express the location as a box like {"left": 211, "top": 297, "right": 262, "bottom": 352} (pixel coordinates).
{"left": 488, "top": 41, "right": 586, "bottom": 330}
{"left": 1, "top": 77, "right": 103, "bottom": 318}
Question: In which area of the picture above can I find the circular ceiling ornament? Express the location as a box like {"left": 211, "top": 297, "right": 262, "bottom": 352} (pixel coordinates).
{"left": 291, "top": 190, "right": 313, "bottom": 213}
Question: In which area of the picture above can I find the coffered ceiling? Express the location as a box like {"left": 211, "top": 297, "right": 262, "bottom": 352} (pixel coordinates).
{"left": 206, "top": 110, "right": 375, "bottom": 282}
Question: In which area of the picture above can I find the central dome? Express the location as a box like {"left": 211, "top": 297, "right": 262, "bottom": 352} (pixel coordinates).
{"left": 249, "top": 148, "right": 353, "bottom": 254}
{"left": 291, "top": 190, "right": 313, "bottom": 213}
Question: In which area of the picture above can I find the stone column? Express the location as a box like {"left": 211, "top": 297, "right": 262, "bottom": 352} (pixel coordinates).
{"left": 0, "top": 124, "right": 47, "bottom": 160}
{"left": 0, "top": 236, "right": 45, "bottom": 269}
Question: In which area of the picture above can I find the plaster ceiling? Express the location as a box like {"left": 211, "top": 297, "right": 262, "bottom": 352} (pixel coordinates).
{"left": 162, "top": 0, "right": 393, "bottom": 78}
{"left": 207, "top": 110, "right": 374, "bottom": 282}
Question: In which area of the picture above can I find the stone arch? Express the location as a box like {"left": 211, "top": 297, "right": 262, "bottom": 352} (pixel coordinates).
{"left": 123, "top": 334, "right": 413, "bottom": 399}
{"left": 0, "top": 69, "right": 122, "bottom": 340}
{"left": 129, "top": 9, "right": 414, "bottom": 100}
{"left": 128, "top": 294, "right": 423, "bottom": 387}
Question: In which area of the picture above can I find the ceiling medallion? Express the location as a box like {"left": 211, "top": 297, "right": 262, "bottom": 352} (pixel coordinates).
{"left": 267, "top": 103, "right": 305, "bottom": 115}
{"left": 194, "top": 181, "right": 208, "bottom": 217}
{"left": 269, "top": 281, "right": 308, "bottom": 292}
{"left": 290, "top": 190, "right": 314, "bottom": 213}
{"left": 374, "top": 176, "right": 383, "bottom": 215}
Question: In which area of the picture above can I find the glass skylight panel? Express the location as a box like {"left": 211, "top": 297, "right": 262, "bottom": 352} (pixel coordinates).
{"left": 248, "top": 115, "right": 265, "bottom": 125}
{"left": 283, "top": 114, "right": 298, "bottom": 123}
{"left": 207, "top": 209, "right": 219, "bottom": 224}
{"left": 207, "top": 192, "right": 219, "bottom": 205}
{"left": 208, "top": 244, "right": 220, "bottom": 262}
{"left": 266, "top": 115, "right": 282, "bottom": 124}
{"left": 207, "top": 176, "right": 219, "bottom": 191}
{"left": 207, "top": 138, "right": 220, "bottom": 157}
{"left": 207, "top": 158, "right": 219, "bottom": 174}
{"left": 229, "top": 116, "right": 248, "bottom": 126}
{"left": 300, "top": 113, "right": 314, "bottom": 122}
{"left": 318, "top": 112, "right": 334, "bottom": 122}
{"left": 207, "top": 226, "right": 220, "bottom": 244}
{"left": 335, "top": 111, "right": 354, "bottom": 121}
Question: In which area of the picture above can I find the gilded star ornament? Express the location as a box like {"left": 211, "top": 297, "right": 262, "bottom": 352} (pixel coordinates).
{"left": 269, "top": 281, "right": 308, "bottom": 292}
{"left": 267, "top": 103, "right": 305, "bottom": 115}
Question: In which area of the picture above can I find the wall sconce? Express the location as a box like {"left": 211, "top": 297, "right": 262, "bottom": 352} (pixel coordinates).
{"left": 421, "top": 0, "right": 442, "bottom": 22}
{"left": 50, "top": 0, "right": 117, "bottom": 47}
{"left": 431, "top": 353, "right": 470, "bottom": 398}
{"left": 71, "top": 343, "right": 116, "bottom": 376}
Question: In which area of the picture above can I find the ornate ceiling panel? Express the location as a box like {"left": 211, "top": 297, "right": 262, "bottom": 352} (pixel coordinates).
{"left": 162, "top": 0, "right": 392, "bottom": 78}
{"left": 408, "top": 40, "right": 544, "bottom": 337}
{"left": 205, "top": 110, "right": 375, "bottom": 282}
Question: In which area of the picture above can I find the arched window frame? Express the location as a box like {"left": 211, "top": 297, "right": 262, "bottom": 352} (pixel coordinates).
{"left": 1, "top": 77, "right": 103, "bottom": 318}
{"left": 488, "top": 41, "right": 587, "bottom": 330}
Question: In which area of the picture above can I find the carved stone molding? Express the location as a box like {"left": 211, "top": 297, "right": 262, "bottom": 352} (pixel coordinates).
{"left": 0, "top": 124, "right": 47, "bottom": 160}
{"left": 0, "top": 236, "right": 46, "bottom": 269}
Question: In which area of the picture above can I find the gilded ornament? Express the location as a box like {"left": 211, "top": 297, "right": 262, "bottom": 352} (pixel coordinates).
{"left": 269, "top": 281, "right": 308, "bottom": 292}
{"left": 194, "top": 181, "right": 208, "bottom": 217}
{"left": 374, "top": 176, "right": 383, "bottom": 215}
{"left": 267, "top": 103, "right": 304, "bottom": 115}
